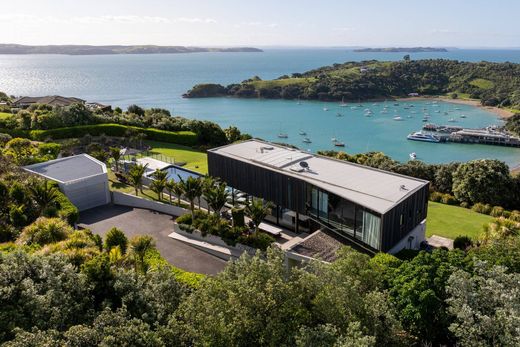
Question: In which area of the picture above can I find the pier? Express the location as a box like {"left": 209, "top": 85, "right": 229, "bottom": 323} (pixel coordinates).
{"left": 420, "top": 124, "right": 520, "bottom": 148}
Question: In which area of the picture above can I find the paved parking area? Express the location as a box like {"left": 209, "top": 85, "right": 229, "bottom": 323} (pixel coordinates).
{"left": 78, "top": 204, "right": 227, "bottom": 275}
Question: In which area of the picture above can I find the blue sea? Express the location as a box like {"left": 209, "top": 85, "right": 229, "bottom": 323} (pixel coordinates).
{"left": 1, "top": 48, "right": 519, "bottom": 165}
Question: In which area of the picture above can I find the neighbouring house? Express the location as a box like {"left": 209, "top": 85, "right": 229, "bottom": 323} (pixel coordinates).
{"left": 24, "top": 154, "right": 111, "bottom": 211}
{"left": 12, "top": 95, "right": 85, "bottom": 108}
{"left": 208, "top": 139, "right": 429, "bottom": 259}
{"left": 86, "top": 101, "right": 112, "bottom": 112}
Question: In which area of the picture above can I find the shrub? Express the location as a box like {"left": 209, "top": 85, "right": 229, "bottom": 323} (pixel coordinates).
{"left": 52, "top": 184, "right": 79, "bottom": 225}
{"left": 453, "top": 235, "right": 473, "bottom": 250}
{"left": 178, "top": 223, "right": 196, "bottom": 233}
{"left": 472, "top": 203, "right": 492, "bottom": 215}
{"left": 490, "top": 206, "right": 505, "bottom": 217}
{"left": 176, "top": 213, "right": 193, "bottom": 225}
{"left": 429, "top": 191, "right": 443, "bottom": 202}
{"left": 237, "top": 232, "right": 275, "bottom": 251}
{"left": 459, "top": 202, "right": 470, "bottom": 208}
{"left": 18, "top": 217, "right": 73, "bottom": 246}
{"left": 502, "top": 210, "right": 511, "bottom": 219}
{"left": 441, "top": 194, "right": 458, "bottom": 205}
{"left": 231, "top": 207, "right": 245, "bottom": 227}
{"left": 0, "top": 223, "right": 18, "bottom": 243}
{"left": 510, "top": 210, "right": 520, "bottom": 222}
{"left": 104, "top": 227, "right": 128, "bottom": 254}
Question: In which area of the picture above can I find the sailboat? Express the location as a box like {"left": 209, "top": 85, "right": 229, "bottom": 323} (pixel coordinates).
{"left": 278, "top": 125, "right": 288, "bottom": 138}
{"left": 296, "top": 97, "right": 302, "bottom": 105}
{"left": 339, "top": 97, "right": 348, "bottom": 107}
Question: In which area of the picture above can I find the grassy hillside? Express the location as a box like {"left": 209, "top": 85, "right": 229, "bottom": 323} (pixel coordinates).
{"left": 185, "top": 59, "right": 520, "bottom": 108}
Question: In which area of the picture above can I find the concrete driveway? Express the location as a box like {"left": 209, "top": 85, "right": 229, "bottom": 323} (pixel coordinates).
{"left": 78, "top": 204, "right": 227, "bottom": 275}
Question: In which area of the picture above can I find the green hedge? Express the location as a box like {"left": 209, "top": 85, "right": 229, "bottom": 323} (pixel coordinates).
{"left": 0, "top": 124, "right": 198, "bottom": 146}
{"left": 49, "top": 182, "right": 80, "bottom": 225}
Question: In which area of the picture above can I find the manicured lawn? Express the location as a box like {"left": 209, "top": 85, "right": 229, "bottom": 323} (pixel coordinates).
{"left": 144, "top": 140, "right": 208, "bottom": 174}
{"left": 469, "top": 78, "right": 494, "bottom": 90}
{"left": 426, "top": 201, "right": 493, "bottom": 240}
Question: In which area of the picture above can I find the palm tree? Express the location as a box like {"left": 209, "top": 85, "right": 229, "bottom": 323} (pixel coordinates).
{"left": 151, "top": 168, "right": 168, "bottom": 181}
{"left": 171, "top": 180, "right": 184, "bottom": 206}
{"left": 165, "top": 179, "right": 175, "bottom": 203}
{"left": 150, "top": 177, "right": 167, "bottom": 201}
{"left": 127, "top": 163, "right": 148, "bottom": 196}
{"left": 29, "top": 180, "right": 59, "bottom": 216}
{"left": 109, "top": 147, "right": 122, "bottom": 172}
{"left": 130, "top": 235, "right": 155, "bottom": 274}
{"left": 245, "top": 198, "right": 273, "bottom": 235}
{"left": 178, "top": 176, "right": 203, "bottom": 218}
{"left": 205, "top": 183, "right": 229, "bottom": 216}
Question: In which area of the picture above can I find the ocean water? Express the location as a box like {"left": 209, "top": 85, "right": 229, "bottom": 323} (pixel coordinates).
{"left": 0, "top": 48, "right": 519, "bottom": 165}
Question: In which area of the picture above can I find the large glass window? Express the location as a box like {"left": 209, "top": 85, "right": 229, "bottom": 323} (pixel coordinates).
{"left": 307, "top": 186, "right": 381, "bottom": 250}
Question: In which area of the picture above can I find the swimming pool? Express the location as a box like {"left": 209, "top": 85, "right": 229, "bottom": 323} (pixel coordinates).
{"left": 162, "top": 165, "right": 202, "bottom": 182}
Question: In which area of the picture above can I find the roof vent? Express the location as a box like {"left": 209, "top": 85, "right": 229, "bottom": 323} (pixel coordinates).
{"left": 400, "top": 185, "right": 408, "bottom": 191}
{"left": 299, "top": 161, "right": 309, "bottom": 169}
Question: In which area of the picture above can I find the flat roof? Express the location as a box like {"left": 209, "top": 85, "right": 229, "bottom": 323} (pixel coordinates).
{"left": 24, "top": 154, "right": 106, "bottom": 183}
{"left": 209, "top": 139, "right": 429, "bottom": 214}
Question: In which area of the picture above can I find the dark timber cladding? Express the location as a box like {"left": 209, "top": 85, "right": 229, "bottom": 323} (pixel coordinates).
{"left": 208, "top": 139, "right": 430, "bottom": 253}
{"left": 208, "top": 151, "right": 307, "bottom": 212}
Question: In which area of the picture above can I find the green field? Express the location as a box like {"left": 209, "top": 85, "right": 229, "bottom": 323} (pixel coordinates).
{"left": 469, "top": 78, "right": 495, "bottom": 90}
{"left": 426, "top": 201, "right": 493, "bottom": 240}
{"left": 0, "top": 112, "right": 12, "bottom": 120}
{"left": 249, "top": 77, "right": 316, "bottom": 89}
{"left": 145, "top": 140, "right": 208, "bottom": 174}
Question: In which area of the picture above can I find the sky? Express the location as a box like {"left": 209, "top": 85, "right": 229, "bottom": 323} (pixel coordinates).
{"left": 1, "top": 0, "right": 519, "bottom": 48}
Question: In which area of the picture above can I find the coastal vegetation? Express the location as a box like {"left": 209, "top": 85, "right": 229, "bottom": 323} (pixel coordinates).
{"left": 184, "top": 59, "right": 520, "bottom": 108}
{"left": 353, "top": 47, "right": 448, "bottom": 52}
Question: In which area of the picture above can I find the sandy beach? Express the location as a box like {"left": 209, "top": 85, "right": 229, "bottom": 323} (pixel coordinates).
{"left": 397, "top": 96, "right": 515, "bottom": 119}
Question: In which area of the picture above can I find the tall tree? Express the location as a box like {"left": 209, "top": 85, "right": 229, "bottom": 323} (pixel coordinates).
{"left": 126, "top": 163, "right": 148, "bottom": 196}
{"left": 178, "top": 176, "right": 203, "bottom": 218}
{"left": 130, "top": 235, "right": 155, "bottom": 274}
{"left": 109, "top": 147, "right": 122, "bottom": 172}
{"left": 245, "top": 198, "right": 273, "bottom": 235}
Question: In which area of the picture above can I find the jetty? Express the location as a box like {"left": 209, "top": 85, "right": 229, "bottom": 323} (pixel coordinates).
{"left": 418, "top": 124, "right": 520, "bottom": 148}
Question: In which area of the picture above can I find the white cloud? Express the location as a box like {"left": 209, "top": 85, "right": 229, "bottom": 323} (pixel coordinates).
{"left": 334, "top": 27, "right": 355, "bottom": 32}
{"left": 0, "top": 13, "right": 171, "bottom": 25}
{"left": 239, "top": 21, "right": 278, "bottom": 28}
{"left": 174, "top": 17, "right": 217, "bottom": 24}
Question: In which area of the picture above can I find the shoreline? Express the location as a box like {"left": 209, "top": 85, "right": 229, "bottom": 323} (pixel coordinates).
{"left": 396, "top": 96, "right": 514, "bottom": 119}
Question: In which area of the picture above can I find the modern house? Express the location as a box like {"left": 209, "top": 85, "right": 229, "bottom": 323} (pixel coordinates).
{"left": 208, "top": 139, "right": 429, "bottom": 256}
{"left": 24, "top": 154, "right": 111, "bottom": 211}
{"left": 12, "top": 95, "right": 85, "bottom": 108}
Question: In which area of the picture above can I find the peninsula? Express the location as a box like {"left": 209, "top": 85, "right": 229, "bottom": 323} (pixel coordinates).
{"left": 184, "top": 59, "right": 520, "bottom": 109}
{"left": 354, "top": 47, "right": 448, "bottom": 53}
{"left": 0, "top": 44, "right": 263, "bottom": 55}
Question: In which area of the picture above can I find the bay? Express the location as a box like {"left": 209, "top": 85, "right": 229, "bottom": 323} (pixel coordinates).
{"left": 0, "top": 48, "right": 519, "bottom": 165}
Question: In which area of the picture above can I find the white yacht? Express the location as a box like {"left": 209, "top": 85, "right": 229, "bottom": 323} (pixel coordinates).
{"left": 393, "top": 116, "right": 403, "bottom": 121}
{"left": 302, "top": 137, "right": 312, "bottom": 144}
{"left": 278, "top": 133, "right": 288, "bottom": 138}
{"left": 409, "top": 152, "right": 417, "bottom": 160}
{"left": 407, "top": 132, "right": 441, "bottom": 143}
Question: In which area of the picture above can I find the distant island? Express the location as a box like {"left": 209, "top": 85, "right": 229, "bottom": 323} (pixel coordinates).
{"left": 354, "top": 47, "right": 448, "bottom": 53}
{"left": 184, "top": 59, "right": 520, "bottom": 109}
{"left": 0, "top": 44, "right": 263, "bottom": 55}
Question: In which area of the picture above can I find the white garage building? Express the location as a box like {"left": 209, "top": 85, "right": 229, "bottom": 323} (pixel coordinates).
{"left": 24, "top": 154, "right": 111, "bottom": 211}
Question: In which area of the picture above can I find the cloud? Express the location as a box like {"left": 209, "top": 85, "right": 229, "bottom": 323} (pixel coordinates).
{"left": 174, "top": 17, "right": 217, "bottom": 24}
{"left": 239, "top": 21, "right": 278, "bottom": 28}
{"left": 0, "top": 13, "right": 171, "bottom": 25}
{"left": 334, "top": 27, "right": 356, "bottom": 32}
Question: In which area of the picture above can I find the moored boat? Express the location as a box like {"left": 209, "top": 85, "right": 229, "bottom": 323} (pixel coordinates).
{"left": 407, "top": 131, "right": 441, "bottom": 143}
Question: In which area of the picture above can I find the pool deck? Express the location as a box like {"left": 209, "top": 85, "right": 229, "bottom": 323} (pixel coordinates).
{"left": 138, "top": 157, "right": 171, "bottom": 172}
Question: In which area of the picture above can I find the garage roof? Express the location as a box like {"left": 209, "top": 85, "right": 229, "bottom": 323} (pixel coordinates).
{"left": 24, "top": 154, "right": 106, "bottom": 183}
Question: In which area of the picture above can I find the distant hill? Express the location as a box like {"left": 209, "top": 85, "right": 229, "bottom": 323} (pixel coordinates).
{"left": 0, "top": 44, "right": 263, "bottom": 55}
{"left": 184, "top": 59, "right": 520, "bottom": 108}
{"left": 354, "top": 47, "right": 448, "bottom": 53}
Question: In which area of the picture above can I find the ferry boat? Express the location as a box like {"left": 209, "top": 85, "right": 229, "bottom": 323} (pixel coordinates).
{"left": 407, "top": 131, "right": 441, "bottom": 143}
